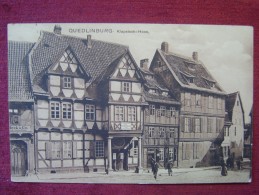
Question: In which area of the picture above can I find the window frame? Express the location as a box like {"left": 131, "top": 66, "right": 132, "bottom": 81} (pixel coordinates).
{"left": 160, "top": 106, "right": 166, "bottom": 117}
{"left": 148, "top": 127, "right": 155, "bottom": 138}
{"left": 184, "top": 117, "right": 191, "bottom": 132}
{"left": 51, "top": 102, "right": 60, "bottom": 119}
{"left": 63, "top": 76, "right": 72, "bottom": 89}
{"left": 115, "top": 106, "right": 124, "bottom": 121}
{"left": 122, "top": 82, "right": 131, "bottom": 92}
{"left": 195, "top": 94, "right": 201, "bottom": 107}
{"left": 195, "top": 118, "right": 201, "bottom": 132}
{"left": 169, "top": 107, "right": 176, "bottom": 117}
{"left": 51, "top": 141, "right": 61, "bottom": 159}
{"left": 128, "top": 106, "right": 136, "bottom": 122}
{"left": 159, "top": 127, "right": 165, "bottom": 138}
{"left": 63, "top": 141, "right": 72, "bottom": 159}
{"left": 149, "top": 105, "right": 155, "bottom": 115}
{"left": 208, "top": 96, "right": 214, "bottom": 109}
{"left": 85, "top": 105, "right": 95, "bottom": 121}
{"left": 95, "top": 141, "right": 104, "bottom": 158}
{"left": 62, "top": 102, "right": 72, "bottom": 120}
{"left": 207, "top": 118, "right": 213, "bottom": 133}
{"left": 185, "top": 93, "right": 191, "bottom": 107}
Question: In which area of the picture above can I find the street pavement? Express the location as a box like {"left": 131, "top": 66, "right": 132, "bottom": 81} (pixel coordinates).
{"left": 12, "top": 167, "right": 251, "bottom": 184}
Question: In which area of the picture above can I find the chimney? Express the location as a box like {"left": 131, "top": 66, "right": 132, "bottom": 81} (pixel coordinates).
{"left": 192, "top": 51, "right": 198, "bottom": 61}
{"left": 53, "top": 25, "right": 62, "bottom": 35}
{"left": 87, "top": 35, "right": 92, "bottom": 48}
{"left": 161, "top": 42, "right": 169, "bottom": 53}
{"left": 140, "top": 59, "right": 149, "bottom": 70}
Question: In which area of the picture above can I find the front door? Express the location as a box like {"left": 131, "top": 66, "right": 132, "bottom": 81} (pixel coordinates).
{"left": 10, "top": 141, "right": 27, "bottom": 176}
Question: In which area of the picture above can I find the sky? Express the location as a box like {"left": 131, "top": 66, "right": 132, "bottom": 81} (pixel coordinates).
{"left": 8, "top": 23, "right": 253, "bottom": 123}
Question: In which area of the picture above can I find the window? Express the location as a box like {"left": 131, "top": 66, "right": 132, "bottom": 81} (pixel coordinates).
{"left": 85, "top": 105, "right": 95, "bottom": 120}
{"left": 195, "top": 118, "right": 201, "bottom": 132}
{"left": 52, "top": 142, "right": 61, "bottom": 159}
{"left": 148, "top": 127, "right": 155, "bottom": 138}
{"left": 182, "top": 143, "right": 189, "bottom": 160}
{"left": 208, "top": 96, "right": 213, "bottom": 109}
{"left": 184, "top": 118, "right": 191, "bottom": 132}
{"left": 217, "top": 98, "right": 222, "bottom": 109}
{"left": 208, "top": 118, "right": 213, "bottom": 133}
{"left": 9, "top": 109, "right": 18, "bottom": 114}
{"left": 159, "top": 148, "right": 164, "bottom": 161}
{"left": 162, "top": 91, "right": 168, "bottom": 96}
{"left": 95, "top": 141, "right": 104, "bottom": 158}
{"left": 195, "top": 94, "right": 201, "bottom": 107}
{"left": 133, "top": 140, "right": 138, "bottom": 157}
{"left": 62, "top": 103, "right": 72, "bottom": 120}
{"left": 51, "top": 102, "right": 60, "bottom": 119}
{"left": 193, "top": 143, "right": 199, "bottom": 159}
{"left": 149, "top": 89, "right": 156, "bottom": 94}
{"left": 63, "top": 141, "right": 72, "bottom": 159}
{"left": 149, "top": 105, "right": 155, "bottom": 115}
{"left": 63, "top": 77, "right": 72, "bottom": 88}
{"left": 169, "top": 148, "right": 174, "bottom": 160}
{"left": 156, "top": 109, "right": 161, "bottom": 117}
{"left": 10, "top": 115, "right": 20, "bottom": 125}
{"left": 122, "top": 82, "right": 130, "bottom": 92}
{"left": 160, "top": 106, "right": 166, "bottom": 117}
{"left": 169, "top": 128, "right": 175, "bottom": 138}
{"left": 169, "top": 107, "right": 176, "bottom": 117}
{"left": 115, "top": 106, "right": 124, "bottom": 121}
{"left": 159, "top": 128, "right": 165, "bottom": 138}
{"left": 128, "top": 106, "right": 136, "bottom": 122}
{"left": 185, "top": 93, "right": 191, "bottom": 106}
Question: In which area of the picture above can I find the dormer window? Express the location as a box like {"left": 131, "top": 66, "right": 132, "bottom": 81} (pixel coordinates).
{"left": 180, "top": 71, "right": 195, "bottom": 84}
{"left": 149, "top": 89, "right": 156, "bottom": 94}
{"left": 162, "top": 91, "right": 168, "bottom": 96}
{"left": 63, "top": 77, "right": 72, "bottom": 88}
{"left": 202, "top": 76, "right": 216, "bottom": 88}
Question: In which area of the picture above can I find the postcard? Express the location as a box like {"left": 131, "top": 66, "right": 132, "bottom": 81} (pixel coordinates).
{"left": 8, "top": 23, "right": 253, "bottom": 183}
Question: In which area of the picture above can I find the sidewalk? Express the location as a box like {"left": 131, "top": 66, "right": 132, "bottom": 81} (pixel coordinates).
{"left": 12, "top": 166, "right": 221, "bottom": 182}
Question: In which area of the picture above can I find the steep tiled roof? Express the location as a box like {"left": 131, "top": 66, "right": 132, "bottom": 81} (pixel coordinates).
{"left": 225, "top": 92, "right": 238, "bottom": 112}
{"left": 142, "top": 68, "right": 179, "bottom": 105}
{"left": 157, "top": 49, "right": 225, "bottom": 94}
{"left": 30, "top": 31, "right": 128, "bottom": 93}
{"left": 8, "top": 41, "right": 34, "bottom": 102}
{"left": 30, "top": 31, "right": 128, "bottom": 92}
{"left": 225, "top": 91, "right": 245, "bottom": 122}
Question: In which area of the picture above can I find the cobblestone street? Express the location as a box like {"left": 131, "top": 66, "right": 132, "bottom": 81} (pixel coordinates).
{"left": 12, "top": 167, "right": 251, "bottom": 184}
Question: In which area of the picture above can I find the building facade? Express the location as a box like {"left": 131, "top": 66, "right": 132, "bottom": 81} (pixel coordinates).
{"left": 222, "top": 92, "right": 245, "bottom": 162}
{"left": 140, "top": 60, "right": 180, "bottom": 169}
{"left": 149, "top": 43, "right": 226, "bottom": 168}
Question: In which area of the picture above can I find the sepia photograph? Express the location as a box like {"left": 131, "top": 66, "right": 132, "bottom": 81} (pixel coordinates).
{"left": 8, "top": 23, "right": 253, "bottom": 184}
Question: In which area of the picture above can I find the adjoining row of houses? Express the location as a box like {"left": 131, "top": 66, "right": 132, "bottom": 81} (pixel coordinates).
{"left": 8, "top": 25, "right": 249, "bottom": 176}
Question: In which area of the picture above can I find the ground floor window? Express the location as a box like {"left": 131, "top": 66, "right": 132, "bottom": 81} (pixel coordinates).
{"left": 46, "top": 141, "right": 76, "bottom": 160}
{"left": 159, "top": 148, "right": 164, "bottom": 161}
{"left": 63, "top": 141, "right": 72, "bottom": 159}
{"left": 51, "top": 142, "right": 61, "bottom": 159}
{"left": 193, "top": 143, "right": 199, "bottom": 159}
{"left": 95, "top": 141, "right": 104, "bottom": 158}
{"left": 169, "top": 148, "right": 174, "bottom": 160}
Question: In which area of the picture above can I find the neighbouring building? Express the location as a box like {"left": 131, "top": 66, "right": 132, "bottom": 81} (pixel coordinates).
{"left": 8, "top": 41, "right": 35, "bottom": 176}
{"left": 224, "top": 92, "right": 245, "bottom": 162}
{"left": 243, "top": 106, "right": 253, "bottom": 159}
{"left": 140, "top": 59, "right": 180, "bottom": 169}
{"left": 149, "top": 42, "right": 226, "bottom": 168}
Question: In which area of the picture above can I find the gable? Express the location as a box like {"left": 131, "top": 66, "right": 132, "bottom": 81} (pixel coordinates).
{"left": 111, "top": 53, "right": 142, "bottom": 80}
{"left": 49, "top": 48, "right": 86, "bottom": 77}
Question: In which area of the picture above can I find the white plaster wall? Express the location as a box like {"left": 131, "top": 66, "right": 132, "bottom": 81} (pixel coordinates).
{"left": 132, "top": 83, "right": 141, "bottom": 93}
{"left": 49, "top": 75, "right": 60, "bottom": 86}
{"left": 110, "top": 81, "right": 121, "bottom": 91}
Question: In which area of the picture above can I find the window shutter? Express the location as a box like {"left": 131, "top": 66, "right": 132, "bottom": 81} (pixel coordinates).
{"left": 45, "top": 142, "right": 52, "bottom": 160}
{"left": 72, "top": 141, "right": 77, "bottom": 159}
{"left": 200, "top": 118, "right": 203, "bottom": 133}
{"left": 192, "top": 118, "right": 195, "bottom": 132}
{"left": 180, "top": 116, "right": 184, "bottom": 132}
{"left": 89, "top": 141, "right": 95, "bottom": 158}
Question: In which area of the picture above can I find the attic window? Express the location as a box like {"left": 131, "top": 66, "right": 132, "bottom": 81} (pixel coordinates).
{"left": 180, "top": 71, "right": 195, "bottom": 84}
{"left": 149, "top": 89, "right": 156, "bottom": 94}
{"left": 157, "top": 61, "right": 162, "bottom": 67}
{"left": 162, "top": 91, "right": 168, "bottom": 96}
{"left": 202, "top": 77, "right": 216, "bottom": 88}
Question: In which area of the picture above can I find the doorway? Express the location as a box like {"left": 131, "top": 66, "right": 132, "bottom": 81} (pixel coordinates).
{"left": 10, "top": 141, "right": 27, "bottom": 176}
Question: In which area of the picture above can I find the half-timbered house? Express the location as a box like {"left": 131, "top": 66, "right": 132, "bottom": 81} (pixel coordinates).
{"left": 140, "top": 59, "right": 180, "bottom": 169}
{"left": 149, "top": 42, "right": 226, "bottom": 168}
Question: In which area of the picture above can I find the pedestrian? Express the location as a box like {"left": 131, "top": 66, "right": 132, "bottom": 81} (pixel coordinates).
{"left": 151, "top": 158, "right": 158, "bottom": 179}
{"left": 220, "top": 158, "right": 228, "bottom": 176}
{"left": 167, "top": 161, "right": 173, "bottom": 176}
